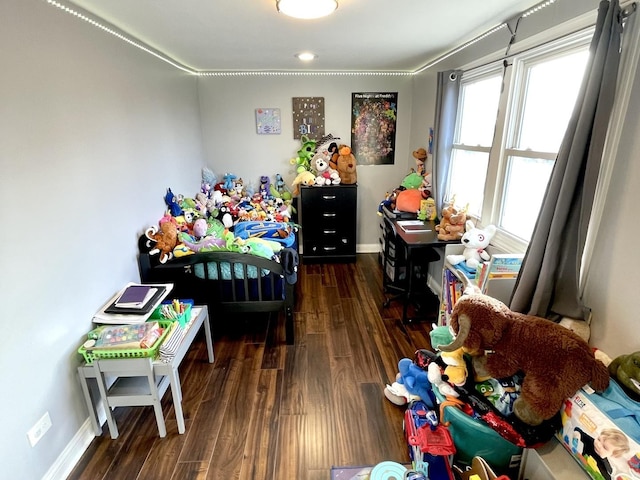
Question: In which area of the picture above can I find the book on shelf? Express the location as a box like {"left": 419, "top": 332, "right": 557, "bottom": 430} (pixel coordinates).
{"left": 397, "top": 220, "right": 431, "bottom": 233}
{"left": 476, "top": 253, "right": 524, "bottom": 293}
{"left": 488, "top": 253, "right": 525, "bottom": 273}
{"left": 443, "top": 268, "right": 463, "bottom": 316}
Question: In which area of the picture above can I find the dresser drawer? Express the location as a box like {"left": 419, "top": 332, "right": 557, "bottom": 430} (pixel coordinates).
{"left": 300, "top": 185, "right": 357, "bottom": 263}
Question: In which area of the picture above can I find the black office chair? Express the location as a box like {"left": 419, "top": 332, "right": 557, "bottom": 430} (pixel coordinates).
{"left": 381, "top": 216, "right": 441, "bottom": 314}
{"left": 382, "top": 216, "right": 407, "bottom": 307}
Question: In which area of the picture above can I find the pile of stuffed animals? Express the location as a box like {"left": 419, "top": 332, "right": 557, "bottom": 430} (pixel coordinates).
{"left": 290, "top": 134, "right": 358, "bottom": 195}
{"left": 384, "top": 293, "right": 640, "bottom": 449}
{"left": 377, "top": 148, "right": 434, "bottom": 219}
{"left": 143, "top": 167, "right": 297, "bottom": 264}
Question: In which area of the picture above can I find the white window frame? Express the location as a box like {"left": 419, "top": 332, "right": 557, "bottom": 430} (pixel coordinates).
{"left": 448, "top": 28, "right": 594, "bottom": 254}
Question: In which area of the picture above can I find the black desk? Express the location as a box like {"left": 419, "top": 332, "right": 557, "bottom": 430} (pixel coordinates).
{"left": 384, "top": 219, "right": 453, "bottom": 322}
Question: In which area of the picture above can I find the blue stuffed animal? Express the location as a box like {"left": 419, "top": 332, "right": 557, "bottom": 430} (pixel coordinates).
{"left": 396, "top": 358, "right": 435, "bottom": 408}
{"left": 164, "top": 188, "right": 182, "bottom": 217}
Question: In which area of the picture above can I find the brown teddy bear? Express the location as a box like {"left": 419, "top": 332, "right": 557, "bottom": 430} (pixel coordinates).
{"left": 437, "top": 294, "right": 610, "bottom": 426}
{"left": 435, "top": 201, "right": 467, "bottom": 241}
{"left": 336, "top": 144, "right": 357, "bottom": 184}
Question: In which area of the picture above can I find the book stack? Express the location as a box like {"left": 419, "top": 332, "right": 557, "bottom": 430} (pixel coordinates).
{"left": 92, "top": 282, "right": 173, "bottom": 324}
{"left": 475, "top": 253, "right": 524, "bottom": 294}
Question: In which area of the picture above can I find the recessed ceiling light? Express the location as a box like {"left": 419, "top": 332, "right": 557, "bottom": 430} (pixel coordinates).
{"left": 296, "top": 52, "right": 317, "bottom": 61}
{"left": 276, "top": 0, "right": 338, "bottom": 19}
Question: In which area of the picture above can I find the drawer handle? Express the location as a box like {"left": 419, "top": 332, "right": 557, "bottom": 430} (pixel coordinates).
{"left": 323, "top": 246, "right": 337, "bottom": 252}
{"left": 322, "top": 195, "right": 337, "bottom": 200}
{"left": 323, "top": 229, "right": 337, "bottom": 234}
{"left": 323, "top": 213, "right": 336, "bottom": 217}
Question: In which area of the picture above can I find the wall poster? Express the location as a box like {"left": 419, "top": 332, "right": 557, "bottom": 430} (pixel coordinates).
{"left": 351, "top": 92, "right": 397, "bottom": 165}
{"left": 292, "top": 97, "right": 325, "bottom": 140}
{"left": 255, "top": 108, "right": 281, "bottom": 134}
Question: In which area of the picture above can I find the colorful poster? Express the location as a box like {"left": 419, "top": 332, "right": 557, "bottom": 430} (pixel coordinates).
{"left": 292, "top": 97, "right": 325, "bottom": 140}
{"left": 255, "top": 108, "right": 281, "bottom": 135}
{"left": 351, "top": 92, "right": 397, "bottom": 165}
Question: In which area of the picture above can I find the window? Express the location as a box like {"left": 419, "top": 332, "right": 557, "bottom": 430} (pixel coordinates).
{"left": 445, "top": 31, "right": 592, "bottom": 250}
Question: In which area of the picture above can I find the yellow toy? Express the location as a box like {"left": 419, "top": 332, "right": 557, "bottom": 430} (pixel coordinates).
{"left": 291, "top": 170, "right": 316, "bottom": 196}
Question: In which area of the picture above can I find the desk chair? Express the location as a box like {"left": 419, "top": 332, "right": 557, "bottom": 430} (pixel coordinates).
{"left": 92, "top": 357, "right": 166, "bottom": 439}
{"left": 382, "top": 216, "right": 441, "bottom": 318}
{"left": 382, "top": 216, "right": 408, "bottom": 307}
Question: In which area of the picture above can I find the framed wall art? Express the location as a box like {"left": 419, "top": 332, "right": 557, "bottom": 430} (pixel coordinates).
{"left": 292, "top": 97, "right": 325, "bottom": 140}
{"left": 351, "top": 92, "right": 398, "bottom": 165}
{"left": 255, "top": 108, "right": 281, "bottom": 135}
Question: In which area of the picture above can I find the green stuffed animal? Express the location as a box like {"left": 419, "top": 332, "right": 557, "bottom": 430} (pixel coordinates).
{"left": 609, "top": 351, "right": 640, "bottom": 400}
{"left": 401, "top": 171, "right": 424, "bottom": 190}
{"left": 429, "top": 323, "right": 453, "bottom": 349}
{"left": 290, "top": 135, "right": 317, "bottom": 173}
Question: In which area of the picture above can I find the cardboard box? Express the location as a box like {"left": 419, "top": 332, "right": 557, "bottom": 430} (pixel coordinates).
{"left": 557, "top": 386, "right": 640, "bottom": 480}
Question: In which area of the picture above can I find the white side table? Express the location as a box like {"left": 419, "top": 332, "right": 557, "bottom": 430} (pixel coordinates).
{"left": 78, "top": 305, "right": 213, "bottom": 436}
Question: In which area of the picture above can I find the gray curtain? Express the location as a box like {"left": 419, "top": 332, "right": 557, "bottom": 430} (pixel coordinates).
{"left": 510, "top": 0, "right": 623, "bottom": 319}
{"left": 432, "top": 70, "right": 462, "bottom": 212}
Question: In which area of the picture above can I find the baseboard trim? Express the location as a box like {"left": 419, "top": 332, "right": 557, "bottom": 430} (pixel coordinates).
{"left": 43, "top": 419, "right": 95, "bottom": 480}
{"left": 357, "top": 243, "right": 381, "bottom": 254}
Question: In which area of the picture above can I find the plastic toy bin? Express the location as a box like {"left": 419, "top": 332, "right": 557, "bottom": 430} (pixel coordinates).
{"left": 77, "top": 320, "right": 175, "bottom": 364}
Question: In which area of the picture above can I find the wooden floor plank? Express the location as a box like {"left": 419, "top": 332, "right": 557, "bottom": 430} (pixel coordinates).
{"left": 205, "top": 343, "right": 265, "bottom": 480}
{"left": 274, "top": 414, "right": 305, "bottom": 480}
{"left": 239, "top": 368, "right": 282, "bottom": 480}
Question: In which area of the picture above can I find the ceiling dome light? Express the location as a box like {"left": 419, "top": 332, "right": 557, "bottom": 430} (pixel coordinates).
{"left": 276, "top": 0, "right": 338, "bottom": 19}
{"left": 296, "top": 52, "right": 317, "bottom": 61}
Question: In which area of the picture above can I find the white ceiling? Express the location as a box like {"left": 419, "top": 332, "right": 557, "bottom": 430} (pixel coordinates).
{"left": 66, "top": 0, "right": 545, "bottom": 72}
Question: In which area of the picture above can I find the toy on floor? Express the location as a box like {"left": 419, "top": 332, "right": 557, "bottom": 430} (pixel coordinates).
{"left": 427, "top": 324, "right": 466, "bottom": 397}
{"left": 385, "top": 357, "right": 435, "bottom": 408}
{"left": 437, "top": 294, "right": 610, "bottom": 426}
{"left": 446, "top": 221, "right": 496, "bottom": 270}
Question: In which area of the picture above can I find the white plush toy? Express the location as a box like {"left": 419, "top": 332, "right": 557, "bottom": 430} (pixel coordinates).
{"left": 313, "top": 153, "right": 341, "bottom": 186}
{"left": 446, "top": 220, "right": 496, "bottom": 270}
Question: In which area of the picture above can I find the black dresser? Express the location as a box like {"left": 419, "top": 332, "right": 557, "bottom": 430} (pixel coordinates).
{"left": 299, "top": 184, "right": 357, "bottom": 263}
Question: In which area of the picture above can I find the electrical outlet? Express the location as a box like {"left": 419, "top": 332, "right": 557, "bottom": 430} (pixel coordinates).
{"left": 27, "top": 411, "right": 52, "bottom": 447}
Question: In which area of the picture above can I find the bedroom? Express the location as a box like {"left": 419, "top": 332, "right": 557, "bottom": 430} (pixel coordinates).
{"left": 2, "top": 0, "right": 639, "bottom": 478}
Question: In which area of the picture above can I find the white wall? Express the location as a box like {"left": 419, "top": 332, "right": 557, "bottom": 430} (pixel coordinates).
{"left": 0, "top": 1, "right": 205, "bottom": 478}
{"left": 583, "top": 64, "right": 640, "bottom": 357}
{"left": 197, "top": 75, "right": 421, "bottom": 250}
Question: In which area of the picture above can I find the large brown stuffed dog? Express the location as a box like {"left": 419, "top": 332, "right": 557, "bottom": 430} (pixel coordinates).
{"left": 437, "top": 294, "right": 610, "bottom": 425}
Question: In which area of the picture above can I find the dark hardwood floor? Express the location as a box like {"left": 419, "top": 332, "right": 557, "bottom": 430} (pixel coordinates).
{"left": 68, "top": 253, "right": 440, "bottom": 480}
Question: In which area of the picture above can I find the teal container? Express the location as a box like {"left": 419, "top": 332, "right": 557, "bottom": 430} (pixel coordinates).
{"left": 434, "top": 389, "right": 522, "bottom": 473}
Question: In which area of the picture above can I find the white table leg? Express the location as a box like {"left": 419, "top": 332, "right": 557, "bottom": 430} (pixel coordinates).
{"left": 203, "top": 310, "right": 214, "bottom": 363}
{"left": 77, "top": 367, "right": 102, "bottom": 436}
{"left": 169, "top": 368, "right": 185, "bottom": 434}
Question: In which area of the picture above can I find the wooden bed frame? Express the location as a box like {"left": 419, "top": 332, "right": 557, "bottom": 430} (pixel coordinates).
{"left": 138, "top": 248, "right": 295, "bottom": 344}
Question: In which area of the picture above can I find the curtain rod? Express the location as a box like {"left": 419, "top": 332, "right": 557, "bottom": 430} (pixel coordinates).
{"left": 461, "top": 1, "right": 637, "bottom": 76}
